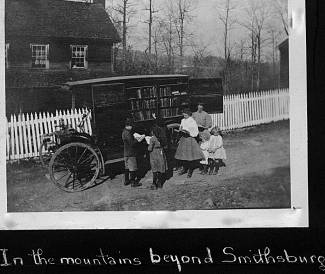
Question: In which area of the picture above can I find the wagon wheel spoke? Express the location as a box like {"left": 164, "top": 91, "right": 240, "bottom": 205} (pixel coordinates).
{"left": 55, "top": 153, "right": 73, "bottom": 166}
{"left": 52, "top": 161, "right": 74, "bottom": 170}
{"left": 53, "top": 167, "right": 69, "bottom": 173}
{"left": 55, "top": 171, "right": 71, "bottom": 183}
{"left": 63, "top": 173, "right": 73, "bottom": 188}
{"left": 78, "top": 153, "right": 96, "bottom": 166}
{"left": 77, "top": 148, "right": 88, "bottom": 164}
{"left": 78, "top": 158, "right": 97, "bottom": 168}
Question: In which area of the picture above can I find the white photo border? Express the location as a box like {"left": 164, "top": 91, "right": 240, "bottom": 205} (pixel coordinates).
{"left": 0, "top": 0, "right": 308, "bottom": 229}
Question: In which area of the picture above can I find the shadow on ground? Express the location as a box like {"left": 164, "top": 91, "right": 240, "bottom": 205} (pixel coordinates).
{"left": 7, "top": 121, "right": 291, "bottom": 212}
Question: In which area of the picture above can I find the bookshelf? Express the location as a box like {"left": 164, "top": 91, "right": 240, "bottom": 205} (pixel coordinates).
{"left": 127, "top": 83, "right": 189, "bottom": 122}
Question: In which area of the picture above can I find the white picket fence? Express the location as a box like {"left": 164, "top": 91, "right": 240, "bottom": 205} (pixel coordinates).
{"left": 211, "top": 88, "right": 289, "bottom": 130}
{"left": 6, "top": 109, "right": 92, "bottom": 161}
{"left": 6, "top": 88, "right": 289, "bottom": 161}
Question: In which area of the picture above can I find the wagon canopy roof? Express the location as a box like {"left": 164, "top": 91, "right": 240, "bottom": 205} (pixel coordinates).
{"left": 5, "top": 0, "right": 120, "bottom": 42}
{"left": 64, "top": 74, "right": 189, "bottom": 87}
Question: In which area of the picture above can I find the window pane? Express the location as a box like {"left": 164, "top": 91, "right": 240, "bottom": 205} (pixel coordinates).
{"left": 71, "top": 45, "right": 86, "bottom": 69}
{"left": 31, "top": 44, "right": 48, "bottom": 68}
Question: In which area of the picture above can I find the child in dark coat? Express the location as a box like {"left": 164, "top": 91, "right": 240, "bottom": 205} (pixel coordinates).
{"left": 122, "top": 118, "right": 142, "bottom": 187}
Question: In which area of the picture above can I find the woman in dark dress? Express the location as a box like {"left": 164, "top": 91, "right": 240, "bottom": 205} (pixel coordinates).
{"left": 174, "top": 109, "right": 204, "bottom": 178}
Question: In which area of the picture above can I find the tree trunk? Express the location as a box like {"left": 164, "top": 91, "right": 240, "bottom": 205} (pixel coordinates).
{"left": 257, "top": 33, "right": 261, "bottom": 91}
{"left": 250, "top": 28, "right": 255, "bottom": 92}
{"left": 122, "top": 0, "right": 127, "bottom": 74}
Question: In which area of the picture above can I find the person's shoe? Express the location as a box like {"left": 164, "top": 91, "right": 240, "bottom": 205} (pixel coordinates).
{"left": 209, "top": 159, "right": 216, "bottom": 175}
{"left": 208, "top": 165, "right": 214, "bottom": 175}
{"left": 150, "top": 173, "right": 158, "bottom": 190}
{"left": 131, "top": 181, "right": 142, "bottom": 187}
{"left": 150, "top": 184, "right": 158, "bottom": 190}
{"left": 124, "top": 170, "right": 131, "bottom": 186}
{"left": 178, "top": 167, "right": 187, "bottom": 176}
{"left": 187, "top": 169, "right": 193, "bottom": 178}
{"left": 200, "top": 165, "right": 208, "bottom": 175}
{"left": 157, "top": 173, "right": 164, "bottom": 188}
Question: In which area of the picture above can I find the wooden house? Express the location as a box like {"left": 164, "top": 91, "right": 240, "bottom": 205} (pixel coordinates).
{"left": 5, "top": 0, "right": 121, "bottom": 114}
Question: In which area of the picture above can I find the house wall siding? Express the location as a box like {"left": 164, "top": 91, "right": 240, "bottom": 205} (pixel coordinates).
{"left": 7, "top": 38, "right": 112, "bottom": 68}
{"left": 279, "top": 39, "right": 289, "bottom": 89}
{"left": 6, "top": 38, "right": 114, "bottom": 87}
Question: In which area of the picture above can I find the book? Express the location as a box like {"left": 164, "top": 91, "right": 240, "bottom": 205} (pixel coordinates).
{"left": 133, "top": 133, "right": 145, "bottom": 142}
{"left": 145, "top": 136, "right": 152, "bottom": 145}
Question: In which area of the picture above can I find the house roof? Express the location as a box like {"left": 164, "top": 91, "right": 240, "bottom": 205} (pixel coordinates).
{"left": 5, "top": 0, "right": 121, "bottom": 42}
{"left": 65, "top": 74, "right": 189, "bottom": 87}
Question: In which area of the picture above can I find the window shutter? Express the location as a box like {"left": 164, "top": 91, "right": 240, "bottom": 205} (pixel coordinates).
{"left": 85, "top": 46, "right": 88, "bottom": 69}
{"left": 46, "top": 44, "right": 50, "bottom": 69}
{"left": 70, "top": 45, "right": 73, "bottom": 69}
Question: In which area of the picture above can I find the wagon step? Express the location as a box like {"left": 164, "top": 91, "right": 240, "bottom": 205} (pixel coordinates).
{"left": 104, "top": 157, "right": 124, "bottom": 165}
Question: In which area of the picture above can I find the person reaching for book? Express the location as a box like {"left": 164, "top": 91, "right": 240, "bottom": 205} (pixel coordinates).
{"left": 174, "top": 109, "right": 204, "bottom": 178}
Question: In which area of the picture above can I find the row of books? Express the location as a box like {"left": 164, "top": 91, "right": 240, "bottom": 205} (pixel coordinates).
{"left": 160, "top": 97, "right": 182, "bottom": 108}
{"left": 130, "top": 99, "right": 156, "bottom": 111}
{"left": 130, "top": 86, "right": 185, "bottom": 99}
{"left": 134, "top": 87, "right": 157, "bottom": 99}
{"left": 160, "top": 107, "right": 181, "bottom": 118}
{"left": 132, "top": 107, "right": 181, "bottom": 121}
{"left": 129, "top": 85, "right": 185, "bottom": 121}
{"left": 133, "top": 110, "right": 155, "bottom": 121}
{"left": 159, "top": 86, "right": 173, "bottom": 97}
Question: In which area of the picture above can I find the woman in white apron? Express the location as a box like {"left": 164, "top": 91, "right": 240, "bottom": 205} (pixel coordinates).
{"left": 174, "top": 109, "right": 204, "bottom": 178}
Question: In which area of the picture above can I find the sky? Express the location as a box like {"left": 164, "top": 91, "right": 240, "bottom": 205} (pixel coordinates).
{"left": 106, "top": 0, "right": 288, "bottom": 58}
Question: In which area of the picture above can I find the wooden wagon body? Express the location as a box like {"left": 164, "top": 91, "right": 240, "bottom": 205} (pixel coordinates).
{"left": 42, "top": 75, "right": 223, "bottom": 192}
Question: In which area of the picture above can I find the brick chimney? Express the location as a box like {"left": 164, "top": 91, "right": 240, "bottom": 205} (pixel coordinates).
{"left": 93, "top": 0, "right": 105, "bottom": 8}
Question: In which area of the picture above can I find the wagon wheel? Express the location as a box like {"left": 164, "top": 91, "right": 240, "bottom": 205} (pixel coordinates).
{"left": 93, "top": 146, "right": 105, "bottom": 176}
{"left": 39, "top": 143, "right": 54, "bottom": 167}
{"left": 48, "top": 142, "right": 100, "bottom": 192}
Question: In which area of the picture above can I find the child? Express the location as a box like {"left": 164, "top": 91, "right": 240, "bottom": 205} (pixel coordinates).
{"left": 147, "top": 126, "right": 168, "bottom": 189}
{"left": 208, "top": 127, "right": 227, "bottom": 175}
{"left": 122, "top": 118, "right": 142, "bottom": 187}
{"left": 199, "top": 130, "right": 211, "bottom": 175}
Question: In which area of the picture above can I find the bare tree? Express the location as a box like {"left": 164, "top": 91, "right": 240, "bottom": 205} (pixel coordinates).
{"left": 158, "top": 0, "right": 179, "bottom": 73}
{"left": 240, "top": 0, "right": 270, "bottom": 91}
{"left": 273, "top": 0, "right": 289, "bottom": 36}
{"left": 107, "top": 0, "right": 137, "bottom": 73}
{"left": 173, "top": 0, "right": 195, "bottom": 69}
{"left": 144, "top": 0, "right": 159, "bottom": 55}
{"left": 217, "top": 0, "right": 237, "bottom": 93}
{"left": 190, "top": 41, "right": 210, "bottom": 77}
{"left": 234, "top": 39, "right": 248, "bottom": 92}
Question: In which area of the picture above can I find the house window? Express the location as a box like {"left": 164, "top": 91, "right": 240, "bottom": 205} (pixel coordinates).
{"left": 31, "top": 44, "right": 49, "bottom": 69}
{"left": 5, "top": 43, "right": 9, "bottom": 68}
{"left": 71, "top": 45, "right": 88, "bottom": 69}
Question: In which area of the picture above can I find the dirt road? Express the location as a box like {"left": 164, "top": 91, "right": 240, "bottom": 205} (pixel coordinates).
{"left": 7, "top": 121, "right": 290, "bottom": 212}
